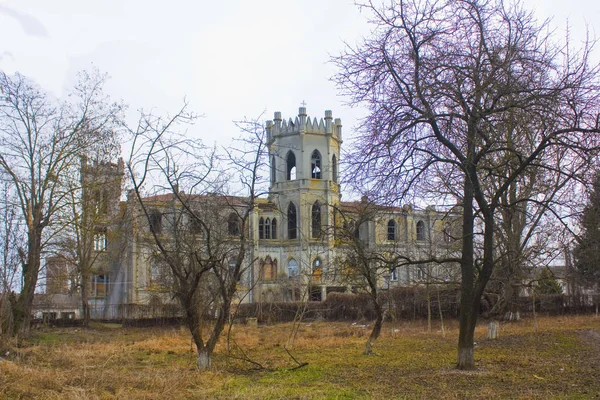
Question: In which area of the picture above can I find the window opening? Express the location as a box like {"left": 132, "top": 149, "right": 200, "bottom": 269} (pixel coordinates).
{"left": 94, "top": 229, "right": 107, "bottom": 251}
{"left": 332, "top": 154, "right": 338, "bottom": 183}
{"left": 149, "top": 210, "right": 162, "bottom": 234}
{"left": 311, "top": 150, "right": 322, "bottom": 179}
{"left": 288, "top": 203, "right": 297, "bottom": 239}
{"left": 416, "top": 220, "right": 425, "bottom": 241}
{"left": 228, "top": 213, "right": 240, "bottom": 236}
{"left": 265, "top": 218, "right": 271, "bottom": 239}
{"left": 387, "top": 219, "right": 396, "bottom": 241}
{"left": 259, "top": 217, "right": 265, "bottom": 239}
{"left": 311, "top": 201, "right": 321, "bottom": 239}
{"left": 286, "top": 151, "right": 296, "bottom": 180}
{"left": 271, "top": 218, "right": 277, "bottom": 239}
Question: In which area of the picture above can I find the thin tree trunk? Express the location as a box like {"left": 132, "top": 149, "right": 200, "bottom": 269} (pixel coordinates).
{"left": 81, "top": 270, "right": 91, "bottom": 326}
{"left": 437, "top": 288, "right": 445, "bottom": 337}
{"left": 427, "top": 285, "right": 432, "bottom": 333}
{"left": 457, "top": 166, "right": 476, "bottom": 370}
{"left": 364, "top": 298, "right": 383, "bottom": 355}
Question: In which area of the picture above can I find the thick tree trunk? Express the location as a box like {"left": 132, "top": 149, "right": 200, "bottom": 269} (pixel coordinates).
{"left": 197, "top": 347, "right": 211, "bottom": 370}
{"left": 187, "top": 306, "right": 213, "bottom": 370}
{"left": 457, "top": 300, "right": 478, "bottom": 369}
{"left": 13, "top": 231, "right": 42, "bottom": 337}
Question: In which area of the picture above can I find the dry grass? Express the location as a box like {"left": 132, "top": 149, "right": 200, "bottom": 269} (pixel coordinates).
{"left": 1, "top": 315, "right": 599, "bottom": 399}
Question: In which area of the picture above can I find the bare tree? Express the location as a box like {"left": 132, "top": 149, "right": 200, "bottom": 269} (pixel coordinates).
{"left": 126, "top": 107, "right": 267, "bottom": 369}
{"left": 0, "top": 71, "right": 123, "bottom": 336}
{"left": 333, "top": 0, "right": 600, "bottom": 369}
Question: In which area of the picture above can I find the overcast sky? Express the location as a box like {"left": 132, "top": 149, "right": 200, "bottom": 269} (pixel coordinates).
{"left": 1, "top": 0, "right": 599, "bottom": 151}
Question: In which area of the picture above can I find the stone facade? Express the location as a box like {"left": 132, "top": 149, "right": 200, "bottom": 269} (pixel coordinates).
{"left": 57, "top": 108, "right": 458, "bottom": 318}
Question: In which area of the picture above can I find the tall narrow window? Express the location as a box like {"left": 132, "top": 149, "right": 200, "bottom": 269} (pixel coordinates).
{"left": 259, "top": 217, "right": 265, "bottom": 239}
{"left": 416, "top": 220, "right": 425, "bottom": 241}
{"left": 271, "top": 218, "right": 277, "bottom": 239}
{"left": 265, "top": 218, "right": 271, "bottom": 239}
{"left": 286, "top": 151, "right": 296, "bottom": 180}
{"left": 228, "top": 213, "right": 240, "bottom": 236}
{"left": 271, "top": 155, "right": 276, "bottom": 184}
{"left": 149, "top": 210, "right": 162, "bottom": 234}
{"left": 332, "top": 154, "right": 338, "bottom": 183}
{"left": 287, "top": 203, "right": 297, "bottom": 239}
{"left": 311, "top": 201, "right": 321, "bottom": 238}
{"left": 387, "top": 219, "right": 396, "bottom": 241}
{"left": 311, "top": 150, "right": 322, "bottom": 179}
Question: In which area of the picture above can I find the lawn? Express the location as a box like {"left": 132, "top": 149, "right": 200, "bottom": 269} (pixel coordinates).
{"left": 1, "top": 315, "right": 599, "bottom": 399}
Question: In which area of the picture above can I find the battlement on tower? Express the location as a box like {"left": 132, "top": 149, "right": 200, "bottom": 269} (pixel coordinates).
{"left": 266, "top": 107, "right": 342, "bottom": 142}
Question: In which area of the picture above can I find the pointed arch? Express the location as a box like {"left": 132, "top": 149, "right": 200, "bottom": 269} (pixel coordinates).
{"left": 311, "top": 201, "right": 322, "bottom": 238}
{"left": 287, "top": 202, "right": 297, "bottom": 239}
{"left": 311, "top": 149, "right": 322, "bottom": 179}
{"left": 286, "top": 151, "right": 296, "bottom": 180}
{"left": 265, "top": 217, "right": 271, "bottom": 239}
{"left": 271, "top": 218, "right": 277, "bottom": 239}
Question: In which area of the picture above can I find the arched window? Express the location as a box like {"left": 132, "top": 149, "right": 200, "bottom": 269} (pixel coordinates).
{"left": 287, "top": 203, "right": 297, "bottom": 239}
{"left": 311, "top": 150, "right": 322, "bottom": 179}
{"left": 416, "top": 220, "right": 425, "bottom": 241}
{"left": 288, "top": 259, "right": 299, "bottom": 279}
{"left": 286, "top": 151, "right": 296, "bottom": 180}
{"left": 149, "top": 210, "right": 162, "bottom": 234}
{"left": 228, "top": 213, "right": 240, "bottom": 236}
{"left": 271, "top": 218, "right": 277, "bottom": 239}
{"left": 387, "top": 219, "right": 396, "bottom": 241}
{"left": 312, "top": 258, "right": 322, "bottom": 281}
{"left": 271, "top": 155, "right": 276, "bottom": 184}
{"left": 94, "top": 228, "right": 107, "bottom": 251}
{"left": 258, "top": 217, "right": 265, "bottom": 239}
{"left": 332, "top": 154, "right": 338, "bottom": 183}
{"left": 265, "top": 218, "right": 271, "bottom": 239}
{"left": 311, "top": 201, "right": 321, "bottom": 238}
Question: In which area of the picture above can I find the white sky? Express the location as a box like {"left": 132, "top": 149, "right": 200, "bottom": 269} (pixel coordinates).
{"left": 1, "top": 0, "right": 599, "bottom": 152}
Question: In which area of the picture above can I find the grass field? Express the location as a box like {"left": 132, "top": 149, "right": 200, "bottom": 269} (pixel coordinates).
{"left": 1, "top": 315, "right": 599, "bottom": 399}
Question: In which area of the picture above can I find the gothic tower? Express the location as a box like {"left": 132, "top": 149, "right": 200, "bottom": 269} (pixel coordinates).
{"left": 265, "top": 107, "right": 342, "bottom": 298}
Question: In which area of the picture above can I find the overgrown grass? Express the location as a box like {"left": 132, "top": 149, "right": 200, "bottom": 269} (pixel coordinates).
{"left": 1, "top": 315, "right": 599, "bottom": 399}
